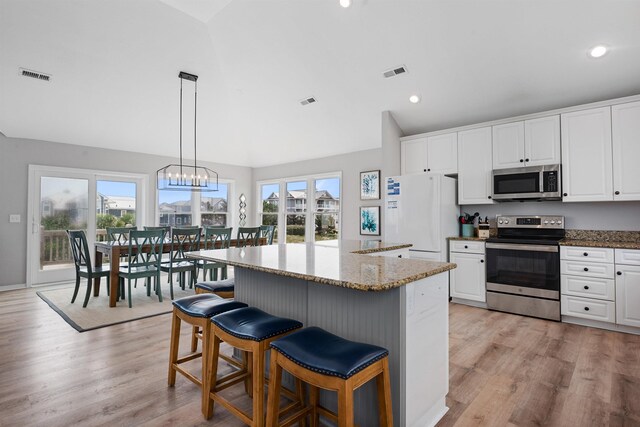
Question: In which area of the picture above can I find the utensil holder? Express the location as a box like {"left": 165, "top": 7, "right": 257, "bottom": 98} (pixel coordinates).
{"left": 461, "top": 224, "right": 475, "bottom": 238}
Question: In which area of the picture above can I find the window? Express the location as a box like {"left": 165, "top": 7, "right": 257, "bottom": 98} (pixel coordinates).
{"left": 286, "top": 181, "right": 307, "bottom": 243}
{"left": 257, "top": 173, "right": 341, "bottom": 244}
{"left": 158, "top": 180, "right": 232, "bottom": 228}
{"left": 259, "top": 183, "right": 279, "bottom": 243}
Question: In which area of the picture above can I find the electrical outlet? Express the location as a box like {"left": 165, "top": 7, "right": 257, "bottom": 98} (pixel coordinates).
{"left": 9, "top": 214, "right": 21, "bottom": 223}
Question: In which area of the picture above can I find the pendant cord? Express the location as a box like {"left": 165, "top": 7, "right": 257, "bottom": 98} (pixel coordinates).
{"left": 179, "top": 77, "right": 183, "bottom": 179}
{"left": 194, "top": 79, "right": 198, "bottom": 174}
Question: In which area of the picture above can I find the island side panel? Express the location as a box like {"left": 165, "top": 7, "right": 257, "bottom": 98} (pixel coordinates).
{"left": 401, "top": 272, "right": 450, "bottom": 427}
{"left": 306, "top": 281, "right": 402, "bottom": 427}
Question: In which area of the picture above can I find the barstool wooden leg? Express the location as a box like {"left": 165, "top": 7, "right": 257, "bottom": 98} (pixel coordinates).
{"left": 377, "top": 358, "right": 393, "bottom": 426}
{"left": 336, "top": 380, "right": 355, "bottom": 427}
{"left": 168, "top": 310, "right": 181, "bottom": 386}
{"left": 203, "top": 333, "right": 221, "bottom": 419}
{"left": 253, "top": 342, "right": 266, "bottom": 427}
{"left": 191, "top": 325, "right": 199, "bottom": 352}
{"left": 308, "top": 385, "right": 319, "bottom": 427}
{"left": 266, "top": 351, "right": 283, "bottom": 427}
{"left": 244, "top": 351, "right": 253, "bottom": 397}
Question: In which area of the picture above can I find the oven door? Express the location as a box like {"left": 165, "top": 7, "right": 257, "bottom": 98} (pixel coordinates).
{"left": 486, "top": 242, "right": 560, "bottom": 299}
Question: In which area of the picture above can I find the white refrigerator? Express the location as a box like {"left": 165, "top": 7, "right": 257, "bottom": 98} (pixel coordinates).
{"left": 384, "top": 173, "right": 458, "bottom": 261}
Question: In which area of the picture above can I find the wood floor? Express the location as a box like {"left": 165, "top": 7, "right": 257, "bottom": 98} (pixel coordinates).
{"left": 1, "top": 288, "right": 639, "bottom": 426}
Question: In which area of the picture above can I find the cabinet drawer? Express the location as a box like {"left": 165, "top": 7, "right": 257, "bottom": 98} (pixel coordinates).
{"left": 615, "top": 249, "right": 640, "bottom": 266}
{"left": 561, "top": 275, "right": 615, "bottom": 301}
{"left": 561, "top": 295, "right": 615, "bottom": 323}
{"left": 560, "top": 246, "right": 614, "bottom": 263}
{"left": 561, "top": 261, "right": 614, "bottom": 279}
{"left": 449, "top": 240, "right": 485, "bottom": 254}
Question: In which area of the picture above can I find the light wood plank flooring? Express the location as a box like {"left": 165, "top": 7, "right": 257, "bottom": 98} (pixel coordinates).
{"left": 1, "top": 288, "right": 639, "bottom": 426}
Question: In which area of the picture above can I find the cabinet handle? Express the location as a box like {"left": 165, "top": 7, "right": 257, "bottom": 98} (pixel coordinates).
{"left": 615, "top": 191, "right": 620, "bottom": 195}
{"left": 617, "top": 271, "right": 622, "bottom": 276}
{"left": 584, "top": 267, "right": 589, "bottom": 271}
{"left": 488, "top": 196, "right": 492, "bottom": 199}
{"left": 584, "top": 307, "right": 590, "bottom": 311}
{"left": 563, "top": 193, "right": 568, "bottom": 197}
{"left": 520, "top": 159, "right": 524, "bottom": 163}
{"left": 480, "top": 259, "right": 484, "bottom": 263}
{"left": 398, "top": 255, "right": 402, "bottom": 258}
{"left": 584, "top": 285, "right": 589, "bottom": 290}
{"left": 464, "top": 245, "right": 468, "bottom": 249}
{"left": 525, "top": 158, "right": 530, "bottom": 162}
{"left": 583, "top": 252, "right": 588, "bottom": 256}
{"left": 423, "top": 169, "right": 427, "bottom": 172}
{"left": 427, "top": 168, "right": 431, "bottom": 172}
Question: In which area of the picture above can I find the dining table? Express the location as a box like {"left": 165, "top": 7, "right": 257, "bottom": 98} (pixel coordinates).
{"left": 94, "top": 237, "right": 265, "bottom": 307}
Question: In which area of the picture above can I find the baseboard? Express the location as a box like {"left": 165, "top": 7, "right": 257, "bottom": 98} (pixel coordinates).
{"left": 561, "top": 315, "right": 640, "bottom": 335}
{"left": 0, "top": 283, "right": 27, "bottom": 292}
{"left": 451, "top": 298, "right": 487, "bottom": 309}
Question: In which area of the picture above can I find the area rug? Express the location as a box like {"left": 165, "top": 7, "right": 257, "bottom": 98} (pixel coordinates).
{"left": 37, "top": 281, "right": 194, "bottom": 332}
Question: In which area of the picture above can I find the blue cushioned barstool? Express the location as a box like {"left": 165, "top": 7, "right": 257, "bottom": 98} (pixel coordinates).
{"left": 266, "top": 327, "right": 393, "bottom": 427}
{"left": 195, "top": 278, "right": 235, "bottom": 299}
{"left": 203, "top": 307, "right": 304, "bottom": 426}
{"left": 168, "top": 294, "right": 248, "bottom": 397}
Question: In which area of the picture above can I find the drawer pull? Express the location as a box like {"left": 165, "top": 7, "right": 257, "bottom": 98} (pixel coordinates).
{"left": 584, "top": 285, "right": 589, "bottom": 290}
{"left": 583, "top": 252, "right": 588, "bottom": 256}
{"left": 617, "top": 271, "right": 622, "bottom": 276}
{"left": 584, "top": 307, "right": 590, "bottom": 311}
{"left": 464, "top": 245, "right": 468, "bottom": 249}
{"left": 583, "top": 267, "right": 589, "bottom": 271}
{"left": 480, "top": 259, "right": 484, "bottom": 263}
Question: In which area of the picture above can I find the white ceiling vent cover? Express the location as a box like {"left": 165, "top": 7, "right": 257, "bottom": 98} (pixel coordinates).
{"left": 300, "top": 96, "right": 317, "bottom": 106}
{"left": 383, "top": 65, "right": 408, "bottom": 78}
{"left": 19, "top": 68, "right": 52, "bottom": 82}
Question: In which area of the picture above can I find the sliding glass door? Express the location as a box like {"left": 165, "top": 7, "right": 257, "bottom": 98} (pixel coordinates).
{"left": 28, "top": 166, "right": 147, "bottom": 286}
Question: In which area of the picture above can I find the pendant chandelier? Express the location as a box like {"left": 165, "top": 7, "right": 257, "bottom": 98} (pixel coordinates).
{"left": 157, "top": 71, "right": 218, "bottom": 192}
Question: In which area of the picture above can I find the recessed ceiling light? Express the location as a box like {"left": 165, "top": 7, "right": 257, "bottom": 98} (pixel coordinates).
{"left": 409, "top": 95, "right": 421, "bottom": 104}
{"left": 339, "top": 0, "right": 352, "bottom": 8}
{"left": 588, "top": 45, "right": 608, "bottom": 58}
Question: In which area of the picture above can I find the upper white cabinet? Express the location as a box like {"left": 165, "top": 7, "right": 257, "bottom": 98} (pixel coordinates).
{"left": 458, "top": 126, "right": 494, "bottom": 205}
{"left": 401, "top": 133, "right": 457, "bottom": 175}
{"left": 612, "top": 101, "right": 640, "bottom": 201}
{"left": 492, "top": 116, "right": 560, "bottom": 170}
{"left": 561, "top": 107, "right": 613, "bottom": 202}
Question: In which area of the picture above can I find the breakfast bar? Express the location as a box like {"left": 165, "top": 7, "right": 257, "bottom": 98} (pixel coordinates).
{"left": 188, "top": 240, "right": 456, "bottom": 426}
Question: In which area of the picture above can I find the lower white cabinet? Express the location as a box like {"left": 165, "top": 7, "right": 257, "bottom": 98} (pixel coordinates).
{"left": 449, "top": 242, "right": 486, "bottom": 302}
{"left": 615, "top": 249, "right": 640, "bottom": 327}
{"left": 561, "top": 295, "right": 616, "bottom": 323}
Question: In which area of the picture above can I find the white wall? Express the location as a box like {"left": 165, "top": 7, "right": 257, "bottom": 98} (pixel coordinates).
{"left": 252, "top": 148, "right": 383, "bottom": 241}
{"left": 0, "top": 135, "right": 253, "bottom": 288}
{"left": 462, "top": 201, "right": 640, "bottom": 231}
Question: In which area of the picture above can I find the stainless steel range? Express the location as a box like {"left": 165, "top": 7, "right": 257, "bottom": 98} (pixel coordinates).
{"left": 485, "top": 215, "right": 565, "bottom": 321}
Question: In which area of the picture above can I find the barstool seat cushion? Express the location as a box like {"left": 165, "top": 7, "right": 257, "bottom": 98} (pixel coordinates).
{"left": 195, "top": 278, "right": 235, "bottom": 293}
{"left": 270, "top": 327, "right": 389, "bottom": 380}
{"left": 172, "top": 294, "right": 247, "bottom": 318}
{"left": 212, "top": 307, "right": 302, "bottom": 342}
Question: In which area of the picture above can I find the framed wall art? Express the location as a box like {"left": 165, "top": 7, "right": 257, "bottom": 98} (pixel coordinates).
{"left": 360, "top": 206, "right": 381, "bottom": 236}
{"left": 360, "top": 170, "right": 380, "bottom": 200}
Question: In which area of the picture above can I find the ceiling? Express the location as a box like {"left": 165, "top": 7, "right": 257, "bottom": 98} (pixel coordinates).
{"left": 1, "top": 0, "right": 640, "bottom": 168}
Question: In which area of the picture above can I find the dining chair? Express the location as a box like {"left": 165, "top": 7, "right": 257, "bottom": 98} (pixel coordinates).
{"left": 198, "top": 227, "right": 233, "bottom": 281}
{"left": 118, "top": 229, "right": 165, "bottom": 308}
{"left": 160, "top": 227, "right": 202, "bottom": 299}
{"left": 259, "top": 225, "right": 276, "bottom": 245}
{"left": 67, "top": 230, "right": 111, "bottom": 308}
{"left": 236, "top": 227, "right": 260, "bottom": 247}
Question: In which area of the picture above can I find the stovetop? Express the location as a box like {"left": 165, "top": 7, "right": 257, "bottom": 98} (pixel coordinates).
{"left": 490, "top": 215, "right": 565, "bottom": 244}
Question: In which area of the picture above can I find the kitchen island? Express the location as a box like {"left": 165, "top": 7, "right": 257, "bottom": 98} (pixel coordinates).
{"left": 188, "top": 240, "right": 456, "bottom": 426}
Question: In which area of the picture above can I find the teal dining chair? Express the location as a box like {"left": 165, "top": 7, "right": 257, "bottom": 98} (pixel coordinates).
{"left": 67, "top": 230, "right": 111, "bottom": 307}
{"left": 198, "top": 227, "right": 233, "bottom": 281}
{"left": 237, "top": 227, "right": 260, "bottom": 247}
{"left": 118, "top": 229, "right": 165, "bottom": 308}
{"left": 160, "top": 227, "right": 202, "bottom": 299}
{"left": 259, "top": 225, "right": 276, "bottom": 245}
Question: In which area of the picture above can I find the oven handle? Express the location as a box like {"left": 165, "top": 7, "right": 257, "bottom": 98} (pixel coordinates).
{"left": 486, "top": 242, "right": 558, "bottom": 253}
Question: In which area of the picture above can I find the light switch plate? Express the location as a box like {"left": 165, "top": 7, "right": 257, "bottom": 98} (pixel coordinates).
{"left": 9, "top": 214, "right": 21, "bottom": 223}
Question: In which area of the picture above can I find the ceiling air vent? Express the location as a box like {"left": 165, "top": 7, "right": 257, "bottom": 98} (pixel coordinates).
{"left": 300, "top": 96, "right": 317, "bottom": 106}
{"left": 19, "top": 68, "right": 52, "bottom": 82}
{"left": 383, "top": 65, "right": 407, "bottom": 78}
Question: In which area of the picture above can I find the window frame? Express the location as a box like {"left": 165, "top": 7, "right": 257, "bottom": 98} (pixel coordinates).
{"left": 256, "top": 172, "right": 342, "bottom": 243}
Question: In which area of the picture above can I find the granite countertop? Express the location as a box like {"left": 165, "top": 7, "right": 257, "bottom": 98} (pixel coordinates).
{"left": 559, "top": 230, "right": 640, "bottom": 250}
{"left": 447, "top": 236, "right": 488, "bottom": 242}
{"left": 187, "top": 240, "right": 455, "bottom": 292}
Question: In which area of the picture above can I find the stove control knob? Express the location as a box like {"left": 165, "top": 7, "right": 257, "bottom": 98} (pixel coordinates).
{"left": 498, "top": 220, "right": 503, "bottom": 224}
{"left": 556, "top": 219, "right": 562, "bottom": 225}
{"left": 504, "top": 220, "right": 509, "bottom": 224}
{"left": 544, "top": 220, "right": 549, "bottom": 224}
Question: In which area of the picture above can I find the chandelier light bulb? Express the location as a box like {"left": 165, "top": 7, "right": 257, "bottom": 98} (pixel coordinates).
{"left": 339, "top": 0, "right": 352, "bottom": 8}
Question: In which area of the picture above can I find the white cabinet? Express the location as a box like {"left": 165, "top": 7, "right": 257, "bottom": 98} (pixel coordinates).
{"left": 401, "top": 133, "right": 458, "bottom": 175}
{"left": 560, "top": 245, "right": 615, "bottom": 324}
{"left": 457, "top": 127, "right": 494, "bottom": 205}
{"left": 561, "top": 107, "right": 613, "bottom": 202}
{"left": 612, "top": 101, "right": 640, "bottom": 201}
{"left": 615, "top": 249, "right": 640, "bottom": 327}
{"left": 449, "top": 241, "right": 485, "bottom": 302}
{"left": 492, "top": 116, "right": 560, "bottom": 170}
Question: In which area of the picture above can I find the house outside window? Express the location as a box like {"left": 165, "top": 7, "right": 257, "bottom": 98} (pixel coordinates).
{"left": 158, "top": 181, "right": 232, "bottom": 228}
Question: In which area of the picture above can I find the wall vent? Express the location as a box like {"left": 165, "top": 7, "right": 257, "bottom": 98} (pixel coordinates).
{"left": 300, "top": 96, "right": 317, "bottom": 106}
{"left": 19, "top": 68, "right": 52, "bottom": 82}
{"left": 383, "top": 65, "right": 407, "bottom": 78}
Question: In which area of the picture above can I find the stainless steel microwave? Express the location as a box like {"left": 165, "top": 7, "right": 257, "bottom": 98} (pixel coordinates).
{"left": 492, "top": 164, "right": 561, "bottom": 201}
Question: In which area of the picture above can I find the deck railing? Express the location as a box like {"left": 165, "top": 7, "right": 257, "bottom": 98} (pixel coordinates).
{"left": 40, "top": 229, "right": 108, "bottom": 266}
